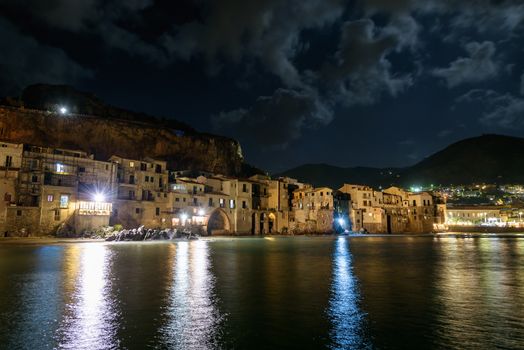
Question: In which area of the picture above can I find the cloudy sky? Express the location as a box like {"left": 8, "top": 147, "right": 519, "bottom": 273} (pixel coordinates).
{"left": 1, "top": 0, "right": 523, "bottom": 172}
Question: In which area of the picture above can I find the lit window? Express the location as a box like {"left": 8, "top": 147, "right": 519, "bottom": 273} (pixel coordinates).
{"left": 56, "top": 163, "right": 65, "bottom": 173}
{"left": 47, "top": 195, "right": 54, "bottom": 202}
{"left": 59, "top": 195, "right": 69, "bottom": 208}
{"left": 129, "top": 161, "right": 135, "bottom": 168}
{"left": 229, "top": 199, "right": 235, "bottom": 209}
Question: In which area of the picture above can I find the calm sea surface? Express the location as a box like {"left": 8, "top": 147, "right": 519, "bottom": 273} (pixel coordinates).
{"left": 0, "top": 236, "right": 523, "bottom": 349}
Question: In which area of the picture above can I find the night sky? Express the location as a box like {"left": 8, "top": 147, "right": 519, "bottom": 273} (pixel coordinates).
{"left": 1, "top": 1, "right": 523, "bottom": 173}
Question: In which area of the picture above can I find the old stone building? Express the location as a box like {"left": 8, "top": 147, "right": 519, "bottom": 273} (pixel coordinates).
{"left": 291, "top": 186, "right": 335, "bottom": 233}
{"left": 3, "top": 143, "right": 116, "bottom": 236}
{"left": 0, "top": 142, "right": 23, "bottom": 234}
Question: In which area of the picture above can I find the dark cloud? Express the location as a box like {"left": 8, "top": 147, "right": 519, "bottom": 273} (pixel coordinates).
{"left": 214, "top": 15, "right": 417, "bottom": 147}
{"left": 162, "top": 0, "right": 345, "bottom": 87}
{"left": 212, "top": 88, "right": 331, "bottom": 148}
{"left": 457, "top": 89, "right": 524, "bottom": 129}
{"left": 432, "top": 41, "right": 499, "bottom": 88}
{"left": 0, "top": 18, "right": 92, "bottom": 95}
{"left": 320, "top": 18, "right": 415, "bottom": 105}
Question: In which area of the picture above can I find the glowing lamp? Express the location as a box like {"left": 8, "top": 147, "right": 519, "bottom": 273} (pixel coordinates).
{"left": 198, "top": 209, "right": 205, "bottom": 216}
{"left": 93, "top": 192, "right": 106, "bottom": 202}
{"left": 181, "top": 213, "right": 188, "bottom": 221}
{"left": 59, "top": 106, "right": 68, "bottom": 114}
{"left": 337, "top": 218, "right": 345, "bottom": 226}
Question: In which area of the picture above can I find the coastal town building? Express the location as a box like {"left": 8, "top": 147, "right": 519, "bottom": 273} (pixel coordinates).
{"left": 292, "top": 186, "right": 335, "bottom": 233}
{"left": 1, "top": 140, "right": 453, "bottom": 237}
{"left": 2, "top": 142, "right": 116, "bottom": 236}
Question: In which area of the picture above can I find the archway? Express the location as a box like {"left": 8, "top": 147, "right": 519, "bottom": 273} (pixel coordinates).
{"left": 268, "top": 213, "right": 276, "bottom": 233}
{"left": 206, "top": 209, "right": 231, "bottom": 235}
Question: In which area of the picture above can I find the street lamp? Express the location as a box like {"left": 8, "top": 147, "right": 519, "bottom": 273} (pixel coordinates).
{"left": 93, "top": 192, "right": 106, "bottom": 203}
{"left": 58, "top": 106, "right": 68, "bottom": 115}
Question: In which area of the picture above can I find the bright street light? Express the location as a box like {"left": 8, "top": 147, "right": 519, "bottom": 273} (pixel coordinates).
{"left": 59, "top": 106, "right": 68, "bottom": 114}
{"left": 93, "top": 192, "right": 106, "bottom": 202}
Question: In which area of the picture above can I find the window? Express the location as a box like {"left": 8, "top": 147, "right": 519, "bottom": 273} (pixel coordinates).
{"left": 412, "top": 200, "right": 416, "bottom": 206}
{"left": 16, "top": 210, "right": 22, "bottom": 216}
{"left": 183, "top": 198, "right": 186, "bottom": 202}
{"left": 5, "top": 155, "right": 12, "bottom": 167}
{"left": 31, "top": 175, "right": 38, "bottom": 183}
{"left": 209, "top": 198, "right": 213, "bottom": 207}
{"left": 156, "top": 207, "right": 160, "bottom": 216}
{"left": 59, "top": 195, "right": 69, "bottom": 208}
{"left": 150, "top": 177, "right": 154, "bottom": 183}
{"left": 140, "top": 163, "right": 147, "bottom": 171}
{"left": 193, "top": 198, "right": 198, "bottom": 205}
{"left": 47, "top": 195, "right": 54, "bottom": 202}
{"left": 129, "top": 190, "right": 135, "bottom": 199}
{"left": 135, "top": 208, "right": 140, "bottom": 214}
{"left": 105, "top": 164, "right": 109, "bottom": 170}
{"left": 145, "top": 176, "right": 149, "bottom": 182}
{"left": 129, "top": 161, "right": 135, "bottom": 168}
{"left": 56, "top": 163, "right": 65, "bottom": 173}
{"left": 54, "top": 209, "right": 60, "bottom": 221}
{"left": 78, "top": 167, "right": 85, "bottom": 172}
{"left": 242, "top": 201, "right": 247, "bottom": 209}
{"left": 229, "top": 199, "right": 235, "bottom": 209}
{"left": 175, "top": 197, "right": 180, "bottom": 202}
{"left": 219, "top": 198, "right": 225, "bottom": 208}
{"left": 242, "top": 184, "right": 248, "bottom": 192}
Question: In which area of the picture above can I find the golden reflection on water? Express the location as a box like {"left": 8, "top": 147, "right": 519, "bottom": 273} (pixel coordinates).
{"left": 435, "top": 237, "right": 524, "bottom": 349}
{"left": 161, "top": 241, "right": 222, "bottom": 349}
{"left": 55, "top": 244, "right": 119, "bottom": 349}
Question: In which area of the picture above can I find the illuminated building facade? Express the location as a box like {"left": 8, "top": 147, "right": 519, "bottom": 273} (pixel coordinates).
{"left": 1, "top": 142, "right": 116, "bottom": 236}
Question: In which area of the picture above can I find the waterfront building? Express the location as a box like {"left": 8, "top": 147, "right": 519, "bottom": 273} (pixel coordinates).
{"left": 0, "top": 142, "right": 23, "bottom": 234}
{"left": 3, "top": 143, "right": 116, "bottom": 236}
{"left": 446, "top": 205, "right": 506, "bottom": 226}
{"left": 109, "top": 155, "right": 171, "bottom": 229}
{"left": 292, "top": 186, "right": 335, "bottom": 233}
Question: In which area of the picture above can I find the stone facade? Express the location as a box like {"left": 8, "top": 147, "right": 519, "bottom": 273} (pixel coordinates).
{"left": 337, "top": 184, "right": 443, "bottom": 233}
{"left": 1, "top": 142, "right": 116, "bottom": 236}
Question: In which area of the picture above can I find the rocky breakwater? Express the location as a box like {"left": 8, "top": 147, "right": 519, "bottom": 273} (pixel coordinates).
{"left": 106, "top": 226, "right": 200, "bottom": 241}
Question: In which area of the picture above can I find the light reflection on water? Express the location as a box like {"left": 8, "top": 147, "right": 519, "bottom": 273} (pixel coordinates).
{"left": 55, "top": 244, "right": 119, "bottom": 349}
{"left": 433, "top": 237, "right": 524, "bottom": 349}
{"left": 160, "top": 240, "right": 223, "bottom": 349}
{"left": 328, "top": 237, "right": 370, "bottom": 349}
{"left": 1, "top": 236, "right": 523, "bottom": 349}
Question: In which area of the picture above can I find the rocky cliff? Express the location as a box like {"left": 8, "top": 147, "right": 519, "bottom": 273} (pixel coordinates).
{"left": 0, "top": 105, "right": 245, "bottom": 175}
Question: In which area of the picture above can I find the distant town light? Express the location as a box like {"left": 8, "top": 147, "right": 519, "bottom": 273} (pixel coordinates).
{"left": 181, "top": 213, "right": 188, "bottom": 221}
{"left": 198, "top": 208, "right": 205, "bottom": 216}
{"left": 59, "top": 106, "right": 68, "bottom": 115}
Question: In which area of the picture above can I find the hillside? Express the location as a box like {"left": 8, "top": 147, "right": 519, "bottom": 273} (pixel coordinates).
{"left": 0, "top": 84, "right": 249, "bottom": 176}
{"left": 276, "top": 135, "right": 524, "bottom": 189}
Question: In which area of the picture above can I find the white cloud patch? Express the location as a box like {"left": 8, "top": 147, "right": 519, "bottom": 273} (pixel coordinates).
{"left": 432, "top": 41, "right": 499, "bottom": 88}
{"left": 457, "top": 89, "right": 524, "bottom": 129}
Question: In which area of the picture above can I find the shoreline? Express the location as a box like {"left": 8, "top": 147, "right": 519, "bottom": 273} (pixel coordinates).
{"left": 1, "top": 231, "right": 524, "bottom": 244}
